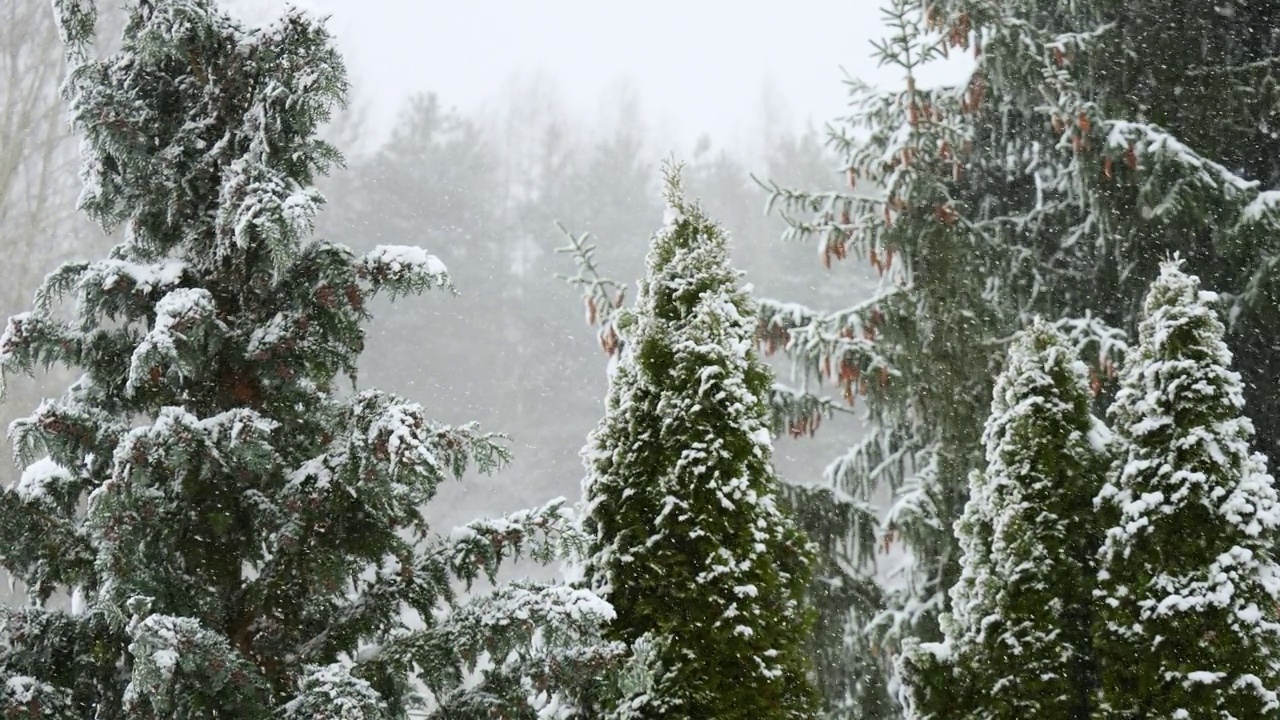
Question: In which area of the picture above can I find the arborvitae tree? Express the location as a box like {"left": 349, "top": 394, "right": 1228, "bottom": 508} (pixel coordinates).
{"left": 0, "top": 1, "right": 614, "bottom": 718}
{"left": 1094, "top": 261, "right": 1280, "bottom": 718}
{"left": 758, "top": 0, "right": 1280, "bottom": 709}
{"left": 901, "top": 320, "right": 1107, "bottom": 720}
{"left": 578, "top": 167, "right": 818, "bottom": 720}
{"left": 555, "top": 135, "right": 882, "bottom": 720}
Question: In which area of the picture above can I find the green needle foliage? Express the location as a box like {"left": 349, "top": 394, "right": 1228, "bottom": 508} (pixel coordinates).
{"left": 0, "top": 2, "right": 615, "bottom": 718}
{"left": 902, "top": 320, "right": 1107, "bottom": 720}
{"left": 758, "top": 1, "right": 1280, "bottom": 712}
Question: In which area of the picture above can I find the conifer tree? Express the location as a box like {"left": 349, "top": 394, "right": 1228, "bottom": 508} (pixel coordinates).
{"left": 757, "top": 0, "right": 1280, "bottom": 708}
{"left": 1094, "top": 261, "right": 1280, "bottom": 719}
{"left": 579, "top": 167, "right": 818, "bottom": 720}
{"left": 901, "top": 320, "right": 1107, "bottom": 720}
{"left": 0, "top": 2, "right": 614, "bottom": 718}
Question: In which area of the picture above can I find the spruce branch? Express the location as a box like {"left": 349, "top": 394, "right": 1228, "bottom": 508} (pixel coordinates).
{"left": 554, "top": 222, "right": 628, "bottom": 358}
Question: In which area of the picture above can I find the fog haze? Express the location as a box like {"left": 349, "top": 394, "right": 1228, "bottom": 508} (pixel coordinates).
{"left": 0, "top": 0, "right": 971, "bottom": 610}
{"left": 227, "top": 0, "right": 970, "bottom": 148}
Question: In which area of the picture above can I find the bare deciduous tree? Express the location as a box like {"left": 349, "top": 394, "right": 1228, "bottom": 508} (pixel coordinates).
{"left": 0, "top": 0, "right": 118, "bottom": 607}
{"left": 0, "top": 0, "right": 80, "bottom": 312}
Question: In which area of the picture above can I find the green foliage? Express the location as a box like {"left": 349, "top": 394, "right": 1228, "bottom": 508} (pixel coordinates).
{"left": 760, "top": 0, "right": 1064, "bottom": 676}
{"left": 760, "top": 0, "right": 1280, "bottom": 712}
{"left": 784, "top": 484, "right": 894, "bottom": 720}
{"left": 1094, "top": 261, "right": 1280, "bottom": 718}
{"left": 580, "top": 167, "right": 819, "bottom": 719}
{"left": 0, "top": 1, "right": 612, "bottom": 718}
{"left": 283, "top": 663, "right": 388, "bottom": 720}
{"left": 902, "top": 320, "right": 1107, "bottom": 720}
{"left": 1, "top": 675, "right": 78, "bottom": 720}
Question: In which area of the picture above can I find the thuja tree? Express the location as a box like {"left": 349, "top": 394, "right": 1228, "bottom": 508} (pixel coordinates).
{"left": 757, "top": 0, "right": 1280, "bottom": 706}
{"left": 901, "top": 320, "right": 1107, "bottom": 720}
{"left": 560, "top": 205, "right": 889, "bottom": 720}
{"left": 1095, "top": 261, "right": 1280, "bottom": 718}
{"left": 0, "top": 1, "right": 614, "bottom": 718}
{"left": 577, "top": 168, "right": 818, "bottom": 720}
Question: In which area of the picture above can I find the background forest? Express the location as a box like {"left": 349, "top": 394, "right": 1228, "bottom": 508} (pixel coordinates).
{"left": 0, "top": 0, "right": 875, "bottom": 539}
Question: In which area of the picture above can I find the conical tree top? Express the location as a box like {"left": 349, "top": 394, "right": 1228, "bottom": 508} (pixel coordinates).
{"left": 903, "top": 317, "right": 1105, "bottom": 720}
{"left": 578, "top": 162, "right": 818, "bottom": 719}
{"left": 633, "top": 163, "right": 742, "bottom": 329}
{"left": 1137, "top": 256, "right": 1232, "bottom": 371}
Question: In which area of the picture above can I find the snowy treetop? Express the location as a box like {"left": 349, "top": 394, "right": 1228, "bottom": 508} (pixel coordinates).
{"left": 55, "top": 0, "right": 347, "bottom": 274}
{"left": 579, "top": 166, "right": 817, "bottom": 717}
{"left": 945, "top": 317, "right": 1103, "bottom": 653}
{"left": 1101, "top": 260, "right": 1280, "bottom": 544}
{"left": 1096, "top": 260, "right": 1280, "bottom": 716}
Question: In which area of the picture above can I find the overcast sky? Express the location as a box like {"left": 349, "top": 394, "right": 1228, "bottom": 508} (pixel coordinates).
{"left": 227, "top": 1, "right": 971, "bottom": 150}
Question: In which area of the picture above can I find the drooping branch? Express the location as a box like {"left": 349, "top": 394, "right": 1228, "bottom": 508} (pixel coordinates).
{"left": 555, "top": 223, "right": 628, "bottom": 358}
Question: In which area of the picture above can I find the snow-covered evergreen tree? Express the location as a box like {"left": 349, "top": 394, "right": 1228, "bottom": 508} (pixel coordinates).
{"left": 1094, "top": 260, "right": 1280, "bottom": 719}
{"left": 900, "top": 319, "right": 1107, "bottom": 720}
{"left": 0, "top": 2, "right": 615, "bottom": 718}
{"left": 786, "top": 484, "right": 894, "bottom": 720}
{"left": 579, "top": 167, "right": 818, "bottom": 720}
{"left": 754, "top": 1, "right": 1127, "bottom": 688}
{"left": 757, "top": 0, "right": 1280, "bottom": 709}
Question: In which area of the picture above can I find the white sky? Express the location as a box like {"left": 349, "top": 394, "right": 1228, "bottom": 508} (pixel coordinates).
{"left": 227, "top": 0, "right": 971, "bottom": 149}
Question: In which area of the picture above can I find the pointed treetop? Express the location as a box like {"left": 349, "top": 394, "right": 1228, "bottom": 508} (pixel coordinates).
{"left": 650, "top": 160, "right": 734, "bottom": 266}
{"left": 988, "top": 316, "right": 1069, "bottom": 412}
{"left": 659, "top": 158, "right": 689, "bottom": 227}
{"left": 1142, "top": 256, "right": 1224, "bottom": 333}
{"left": 578, "top": 174, "right": 818, "bottom": 719}
{"left": 904, "top": 315, "right": 1107, "bottom": 720}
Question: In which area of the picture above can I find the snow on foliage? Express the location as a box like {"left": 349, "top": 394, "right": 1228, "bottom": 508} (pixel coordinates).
{"left": 282, "top": 663, "right": 388, "bottom": 720}
{"left": 0, "top": 1, "right": 611, "bottom": 718}
{"left": 902, "top": 319, "right": 1107, "bottom": 720}
{"left": 1242, "top": 190, "right": 1280, "bottom": 224}
{"left": 36, "top": 258, "right": 188, "bottom": 319}
{"left": 756, "top": 3, "right": 1280, "bottom": 714}
{"left": 447, "top": 497, "right": 585, "bottom": 575}
{"left": 126, "top": 288, "right": 225, "bottom": 393}
{"left": 12, "top": 457, "right": 73, "bottom": 502}
{"left": 1095, "top": 260, "right": 1280, "bottom": 718}
{"left": 1, "top": 674, "right": 76, "bottom": 719}
{"left": 123, "top": 603, "right": 268, "bottom": 718}
{"left": 359, "top": 245, "right": 451, "bottom": 297}
{"left": 448, "top": 583, "right": 616, "bottom": 638}
{"left": 365, "top": 245, "right": 447, "bottom": 277}
{"left": 579, "top": 166, "right": 817, "bottom": 719}
{"left": 1103, "top": 121, "right": 1256, "bottom": 195}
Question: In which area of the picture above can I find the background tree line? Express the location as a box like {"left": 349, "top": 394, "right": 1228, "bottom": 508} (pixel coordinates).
{"left": 0, "top": 0, "right": 877, "bottom": 606}
{"left": 310, "top": 76, "right": 875, "bottom": 539}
